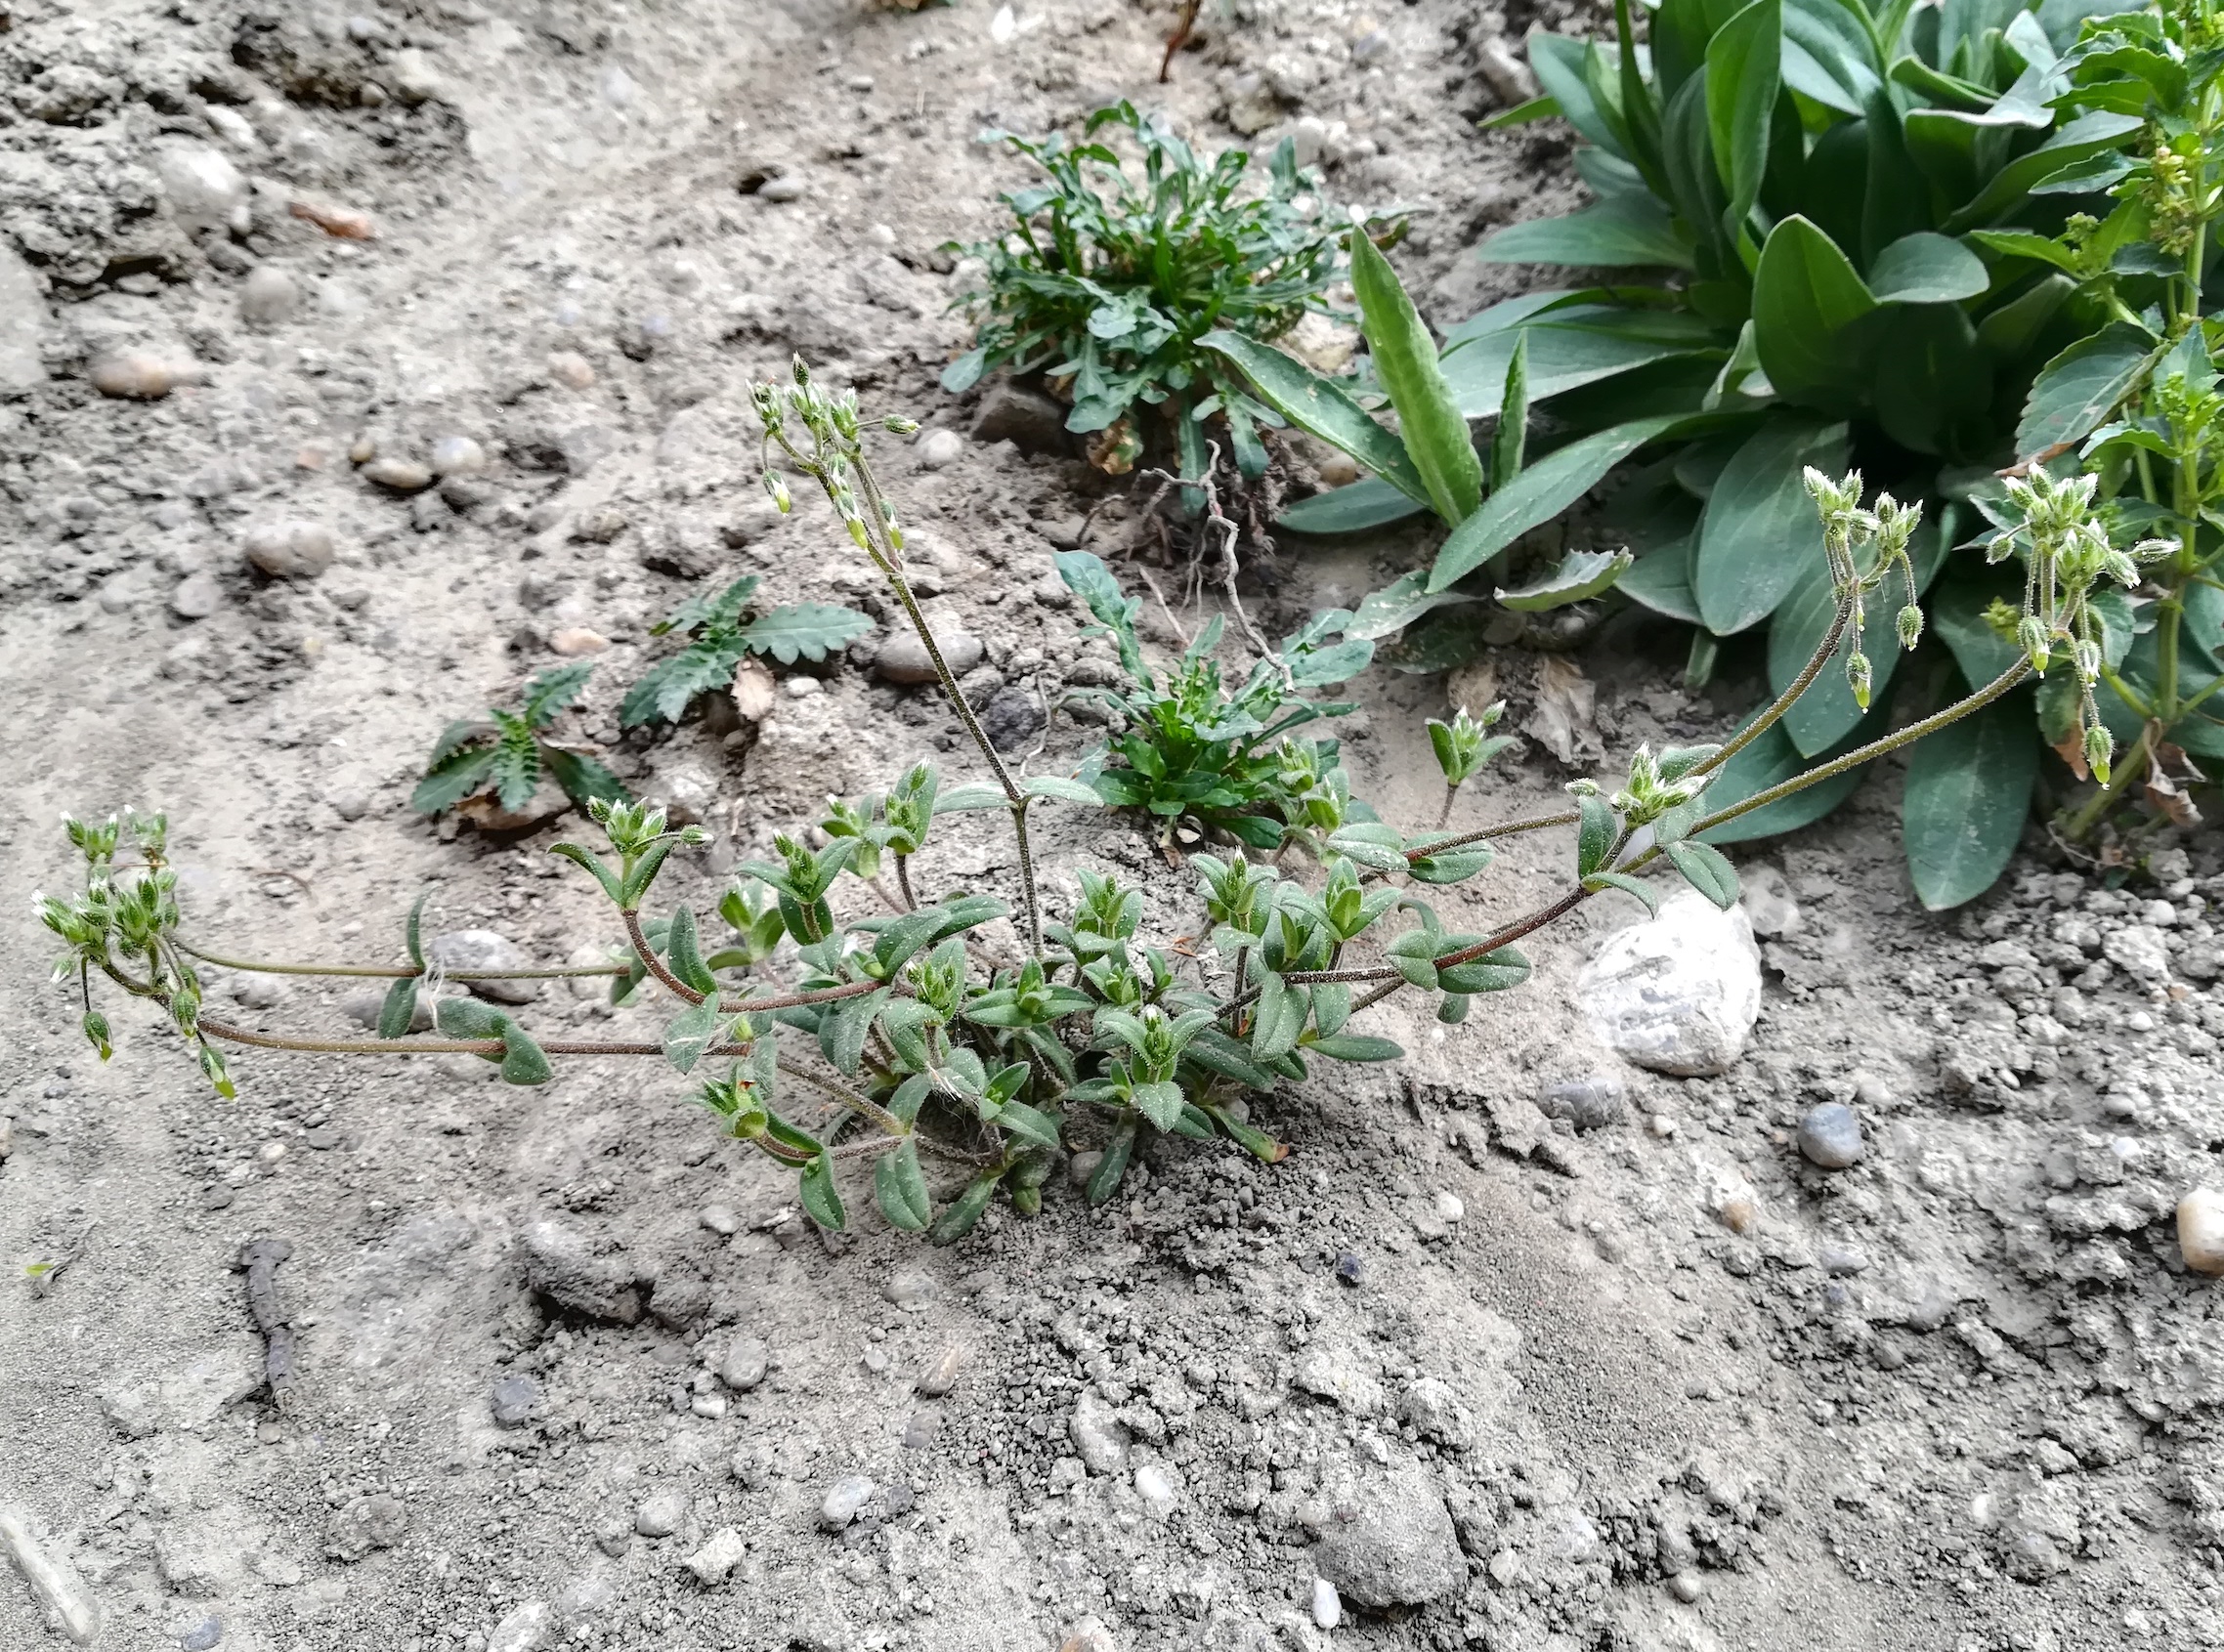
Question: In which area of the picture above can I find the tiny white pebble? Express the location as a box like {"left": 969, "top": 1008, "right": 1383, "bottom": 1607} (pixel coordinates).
{"left": 1649, "top": 1114, "right": 1678, "bottom": 1138}
{"left": 1434, "top": 1190, "right": 1464, "bottom": 1223}
{"left": 1311, "top": 1576, "right": 1342, "bottom": 1629}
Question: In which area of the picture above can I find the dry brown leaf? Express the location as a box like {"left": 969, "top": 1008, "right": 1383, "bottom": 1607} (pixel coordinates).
{"left": 1529, "top": 656, "right": 1599, "bottom": 767}
{"left": 732, "top": 657, "right": 777, "bottom": 724}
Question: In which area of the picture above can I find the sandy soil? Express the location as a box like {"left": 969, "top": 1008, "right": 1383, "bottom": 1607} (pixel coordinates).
{"left": 3, "top": 3, "right": 2222, "bottom": 1651}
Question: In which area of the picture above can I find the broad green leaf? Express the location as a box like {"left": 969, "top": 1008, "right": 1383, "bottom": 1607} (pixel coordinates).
{"left": 663, "top": 995, "right": 726, "bottom": 1075}
{"left": 1022, "top": 775, "right": 1104, "bottom": 805}
{"left": 1439, "top": 289, "right": 1582, "bottom": 352}
{"left": 1780, "top": 0, "right": 1883, "bottom": 112}
{"left": 1440, "top": 306, "right": 1725, "bottom": 416}
{"left": 1088, "top": 1120, "right": 1137, "bottom": 1205}
{"left": 874, "top": 1139, "right": 931, "bottom": 1232}
{"left": 1527, "top": 30, "right": 1627, "bottom": 155}
{"left": 1496, "top": 547, "right": 1634, "bottom": 611}
{"left": 1966, "top": 229, "right": 2079, "bottom": 274}
{"left": 1431, "top": 415, "right": 1689, "bottom": 591}
{"left": 929, "top": 1168, "right": 1002, "bottom": 1245}
{"left": 1692, "top": 418, "right": 1849, "bottom": 635}
{"left": 1250, "top": 973, "right": 1309, "bottom": 1062}
{"left": 1583, "top": 870, "right": 1660, "bottom": 913}
{"left": 1902, "top": 691, "right": 2038, "bottom": 910}
{"left": 376, "top": 976, "right": 418, "bottom": 1038}
{"left": 1943, "top": 110, "right": 2144, "bottom": 233}
{"left": 664, "top": 907, "right": 718, "bottom": 995}
{"left": 1347, "top": 569, "right": 1481, "bottom": 641}
{"left": 1491, "top": 331, "right": 1528, "bottom": 491}
{"left": 1200, "top": 330, "right": 1430, "bottom": 507}
{"left": 936, "top": 782, "right": 1008, "bottom": 812}
{"left": 799, "top": 1153, "right": 845, "bottom": 1231}
{"left": 1347, "top": 231, "right": 1484, "bottom": 526}
{"left": 498, "top": 1023, "right": 552, "bottom": 1086}
{"left": 2015, "top": 321, "right": 2158, "bottom": 460}
{"left": 1129, "top": 1080, "right": 1187, "bottom": 1131}
{"left": 1866, "top": 232, "right": 1989, "bottom": 303}
{"left": 1576, "top": 792, "right": 1617, "bottom": 877}
{"left": 993, "top": 1098, "right": 1064, "bottom": 1153}
{"left": 1617, "top": 532, "right": 1703, "bottom": 623}
{"left": 1436, "top": 946, "right": 1532, "bottom": 994}
{"left": 1664, "top": 839, "right": 1738, "bottom": 909}
{"left": 1750, "top": 216, "right": 1876, "bottom": 411}
{"left": 1929, "top": 566, "right": 2026, "bottom": 689}
{"left": 737, "top": 603, "right": 875, "bottom": 665}
{"left": 1307, "top": 1034, "right": 1404, "bottom": 1062}
{"left": 1476, "top": 196, "right": 1693, "bottom": 270}
{"left": 1869, "top": 304, "right": 1993, "bottom": 457}
{"left": 1275, "top": 478, "right": 1429, "bottom": 535}
{"left": 435, "top": 995, "right": 505, "bottom": 1040}
{"left": 1705, "top": 0, "right": 1780, "bottom": 241}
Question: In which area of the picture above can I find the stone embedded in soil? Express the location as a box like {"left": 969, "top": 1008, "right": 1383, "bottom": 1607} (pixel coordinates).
{"left": 489, "top": 1375, "right": 540, "bottom": 1429}
{"left": 1399, "top": 1377, "right": 1475, "bottom": 1449}
{"left": 1134, "top": 1462, "right": 1176, "bottom": 1512}
{"left": 1070, "top": 1390, "right": 1129, "bottom": 1476}
{"left": 430, "top": 436, "right": 488, "bottom": 476}
{"left": 239, "top": 266, "right": 300, "bottom": 327}
{"left": 0, "top": 1505, "right": 104, "bottom": 1648}
{"left": 428, "top": 929, "right": 542, "bottom": 1004}
{"left": 242, "top": 521, "right": 335, "bottom": 579}
{"left": 154, "top": 141, "right": 249, "bottom": 234}
{"left": 362, "top": 456, "right": 434, "bottom": 492}
{"left": 1797, "top": 1103, "right": 1865, "bottom": 1169}
{"left": 485, "top": 1598, "right": 549, "bottom": 1652}
{"left": 520, "top": 1219, "right": 644, "bottom": 1324}
{"left": 633, "top": 1490, "right": 687, "bottom": 1538}
{"left": 1539, "top": 1073, "right": 1627, "bottom": 1131}
{"left": 2103, "top": 923, "right": 2172, "bottom": 985}
{"left": 882, "top": 1269, "right": 940, "bottom": 1310}
{"left": 90, "top": 352, "right": 185, "bottom": 400}
{"left": 970, "top": 382, "right": 1069, "bottom": 455}
{"left": 876, "top": 625, "right": 983, "bottom": 685}
{"left": 915, "top": 1345, "right": 965, "bottom": 1397}
{"left": 699, "top": 1204, "right": 739, "bottom": 1236}
{"left": 1577, "top": 889, "right": 1763, "bottom": 1076}
{"left": 1311, "top": 1458, "right": 1465, "bottom": 1609}
{"left": 1740, "top": 864, "right": 1803, "bottom": 938}
{"left": 915, "top": 428, "right": 965, "bottom": 469}
{"left": 1294, "top": 1345, "right": 1386, "bottom": 1416}
{"left": 820, "top": 1475, "right": 875, "bottom": 1531}
{"left": 719, "top": 1335, "right": 768, "bottom": 1392}
{"left": 179, "top": 1614, "right": 223, "bottom": 1650}
{"left": 1311, "top": 1577, "right": 1342, "bottom": 1630}
{"left": 683, "top": 1528, "right": 747, "bottom": 1585}
{"left": 171, "top": 573, "right": 221, "bottom": 619}
{"left": 2178, "top": 1188, "right": 2224, "bottom": 1275}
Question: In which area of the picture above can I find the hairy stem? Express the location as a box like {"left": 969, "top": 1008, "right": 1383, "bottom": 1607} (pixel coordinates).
{"left": 194, "top": 1016, "right": 736, "bottom": 1059}
{"left": 775, "top": 1058, "right": 909, "bottom": 1136}
{"left": 1689, "top": 597, "right": 1854, "bottom": 782}
{"left": 894, "top": 854, "right": 919, "bottom": 912}
{"left": 1405, "top": 809, "right": 1577, "bottom": 861}
{"left": 175, "top": 939, "right": 625, "bottom": 982}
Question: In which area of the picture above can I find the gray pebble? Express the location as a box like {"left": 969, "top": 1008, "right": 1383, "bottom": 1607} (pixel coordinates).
{"left": 699, "top": 1204, "right": 739, "bottom": 1236}
{"left": 1797, "top": 1103, "right": 1864, "bottom": 1169}
{"left": 633, "top": 1489, "right": 687, "bottom": 1538}
{"left": 758, "top": 174, "right": 807, "bottom": 203}
{"left": 1067, "top": 1150, "right": 1103, "bottom": 1187}
{"left": 1539, "top": 1073, "right": 1627, "bottom": 1131}
{"left": 719, "top": 1334, "right": 768, "bottom": 1392}
{"left": 915, "top": 1345, "right": 965, "bottom": 1398}
{"left": 428, "top": 929, "right": 542, "bottom": 1004}
{"left": 915, "top": 428, "right": 965, "bottom": 469}
{"left": 1668, "top": 1572, "right": 1702, "bottom": 1603}
{"left": 171, "top": 573, "right": 222, "bottom": 619}
{"left": 1312, "top": 1458, "right": 1464, "bottom": 1608}
{"left": 902, "top": 1411, "right": 940, "bottom": 1450}
{"left": 882, "top": 1269, "right": 940, "bottom": 1310}
{"left": 1069, "top": 1390, "right": 1129, "bottom": 1475}
{"left": 430, "top": 436, "right": 488, "bottom": 476}
{"left": 1817, "top": 1241, "right": 1869, "bottom": 1277}
{"left": 242, "top": 521, "right": 335, "bottom": 579}
{"left": 179, "top": 1615, "right": 224, "bottom": 1650}
{"left": 239, "top": 266, "right": 299, "bottom": 326}
{"left": 820, "top": 1474, "right": 875, "bottom": 1530}
{"left": 970, "top": 382, "right": 1070, "bottom": 455}
{"left": 876, "top": 626, "right": 982, "bottom": 686}
{"left": 489, "top": 1375, "right": 540, "bottom": 1429}
{"left": 362, "top": 456, "right": 434, "bottom": 492}
{"left": 683, "top": 1527, "right": 747, "bottom": 1585}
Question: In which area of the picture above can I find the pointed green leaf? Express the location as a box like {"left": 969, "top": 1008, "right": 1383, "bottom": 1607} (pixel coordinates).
{"left": 1431, "top": 415, "right": 1688, "bottom": 591}
{"left": 1583, "top": 871, "right": 1660, "bottom": 913}
{"left": 1490, "top": 332, "right": 1527, "bottom": 492}
{"left": 1663, "top": 839, "right": 1739, "bottom": 909}
{"left": 875, "top": 1139, "right": 932, "bottom": 1232}
{"left": 1129, "top": 1080, "right": 1187, "bottom": 1131}
{"left": 664, "top": 907, "right": 718, "bottom": 995}
{"left": 1347, "top": 231, "right": 1484, "bottom": 526}
{"left": 376, "top": 976, "right": 419, "bottom": 1038}
{"left": 1496, "top": 547, "right": 1634, "bottom": 611}
{"left": 1902, "top": 690, "right": 2038, "bottom": 910}
{"left": 663, "top": 995, "right": 726, "bottom": 1075}
{"left": 799, "top": 1153, "right": 846, "bottom": 1232}
{"left": 1200, "top": 329, "right": 1431, "bottom": 507}
{"left": 1275, "top": 477, "right": 1431, "bottom": 535}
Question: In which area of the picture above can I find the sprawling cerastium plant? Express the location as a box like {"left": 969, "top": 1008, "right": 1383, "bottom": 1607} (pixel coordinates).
{"left": 42, "top": 361, "right": 2092, "bottom": 1242}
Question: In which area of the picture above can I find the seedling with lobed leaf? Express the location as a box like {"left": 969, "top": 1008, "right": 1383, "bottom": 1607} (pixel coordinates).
{"left": 411, "top": 664, "right": 629, "bottom": 821}
{"left": 620, "top": 576, "right": 872, "bottom": 729}
{"left": 44, "top": 363, "right": 2097, "bottom": 1246}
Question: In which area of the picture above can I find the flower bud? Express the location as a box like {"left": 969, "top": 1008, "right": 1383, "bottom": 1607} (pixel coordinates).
{"left": 2018, "top": 614, "right": 2051, "bottom": 669}
{"left": 2085, "top": 722, "right": 2114, "bottom": 786}
{"left": 883, "top": 416, "right": 920, "bottom": 436}
{"left": 764, "top": 472, "right": 791, "bottom": 513}
{"left": 1846, "top": 651, "right": 1872, "bottom": 709}
{"left": 791, "top": 355, "right": 812, "bottom": 388}
{"left": 1897, "top": 605, "right": 1923, "bottom": 651}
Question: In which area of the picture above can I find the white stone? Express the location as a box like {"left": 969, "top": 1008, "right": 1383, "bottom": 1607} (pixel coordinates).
{"left": 486, "top": 1599, "right": 549, "bottom": 1652}
{"left": 682, "top": 1528, "right": 747, "bottom": 1585}
{"left": 1134, "top": 1463, "right": 1176, "bottom": 1512}
{"left": 2179, "top": 1187, "right": 2224, "bottom": 1275}
{"left": 2103, "top": 924, "right": 2172, "bottom": 985}
{"left": 0, "top": 1506, "right": 103, "bottom": 1646}
{"left": 1578, "top": 890, "right": 1762, "bottom": 1076}
{"left": 154, "top": 143, "right": 249, "bottom": 235}
{"left": 915, "top": 428, "right": 965, "bottom": 469}
{"left": 1311, "top": 1576, "right": 1343, "bottom": 1630}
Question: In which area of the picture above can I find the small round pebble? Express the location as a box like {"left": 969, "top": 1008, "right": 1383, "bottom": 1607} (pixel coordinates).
{"left": 1668, "top": 1572, "right": 1702, "bottom": 1603}
{"left": 1311, "top": 1577, "right": 1342, "bottom": 1630}
{"left": 91, "top": 352, "right": 184, "bottom": 400}
{"left": 430, "top": 436, "right": 488, "bottom": 476}
{"left": 719, "top": 1335, "right": 768, "bottom": 1392}
{"left": 820, "top": 1474, "right": 875, "bottom": 1530}
{"left": 699, "top": 1204, "right": 739, "bottom": 1236}
{"left": 171, "top": 573, "right": 221, "bottom": 619}
{"left": 547, "top": 351, "right": 596, "bottom": 390}
{"left": 1334, "top": 1251, "right": 1365, "bottom": 1286}
{"left": 362, "top": 457, "right": 434, "bottom": 491}
{"left": 634, "top": 1489, "right": 688, "bottom": 1538}
{"left": 877, "top": 627, "right": 982, "bottom": 686}
{"left": 489, "top": 1375, "right": 540, "bottom": 1429}
{"left": 915, "top": 428, "right": 965, "bottom": 469}
{"left": 1797, "top": 1103, "right": 1865, "bottom": 1169}
{"left": 179, "top": 1615, "right": 224, "bottom": 1650}
{"left": 1434, "top": 1190, "right": 1465, "bottom": 1223}
{"left": 915, "top": 1345, "right": 965, "bottom": 1398}
{"left": 882, "top": 1268, "right": 940, "bottom": 1309}
{"left": 1134, "top": 1462, "right": 1176, "bottom": 1510}
{"left": 759, "top": 174, "right": 807, "bottom": 203}
{"left": 242, "top": 521, "right": 335, "bottom": 579}
{"left": 240, "top": 266, "right": 301, "bottom": 326}
{"left": 2179, "top": 1187, "right": 2224, "bottom": 1275}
